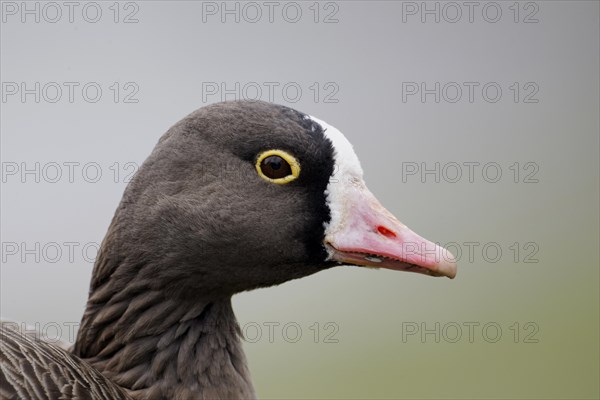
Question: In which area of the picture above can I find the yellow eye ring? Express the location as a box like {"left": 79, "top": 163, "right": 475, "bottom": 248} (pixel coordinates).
{"left": 255, "top": 149, "right": 301, "bottom": 184}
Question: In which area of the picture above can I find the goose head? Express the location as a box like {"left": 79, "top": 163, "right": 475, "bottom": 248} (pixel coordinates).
{"left": 102, "top": 100, "right": 456, "bottom": 302}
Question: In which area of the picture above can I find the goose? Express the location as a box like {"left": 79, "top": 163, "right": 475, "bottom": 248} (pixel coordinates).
{"left": 0, "top": 100, "right": 457, "bottom": 400}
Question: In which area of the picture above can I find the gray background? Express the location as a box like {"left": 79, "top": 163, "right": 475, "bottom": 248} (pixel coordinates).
{"left": 1, "top": 1, "right": 599, "bottom": 398}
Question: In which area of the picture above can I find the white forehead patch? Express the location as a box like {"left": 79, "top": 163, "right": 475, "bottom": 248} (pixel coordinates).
{"left": 308, "top": 115, "right": 363, "bottom": 178}
{"left": 308, "top": 115, "right": 365, "bottom": 258}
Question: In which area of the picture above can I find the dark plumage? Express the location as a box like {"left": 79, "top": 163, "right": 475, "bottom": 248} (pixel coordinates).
{"left": 0, "top": 101, "right": 456, "bottom": 400}
{"left": 1, "top": 322, "right": 133, "bottom": 400}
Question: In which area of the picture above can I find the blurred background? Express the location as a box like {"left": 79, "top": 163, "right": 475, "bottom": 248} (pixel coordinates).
{"left": 1, "top": 1, "right": 598, "bottom": 398}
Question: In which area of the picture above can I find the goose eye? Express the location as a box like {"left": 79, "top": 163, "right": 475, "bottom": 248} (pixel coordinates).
{"left": 261, "top": 156, "right": 291, "bottom": 179}
{"left": 255, "top": 149, "right": 301, "bottom": 184}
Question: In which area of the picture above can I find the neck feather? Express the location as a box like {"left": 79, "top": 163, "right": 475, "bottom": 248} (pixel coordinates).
{"left": 73, "top": 246, "right": 255, "bottom": 399}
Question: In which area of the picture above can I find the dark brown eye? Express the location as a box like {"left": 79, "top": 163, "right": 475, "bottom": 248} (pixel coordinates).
{"left": 260, "top": 156, "right": 292, "bottom": 179}
{"left": 255, "top": 149, "right": 301, "bottom": 184}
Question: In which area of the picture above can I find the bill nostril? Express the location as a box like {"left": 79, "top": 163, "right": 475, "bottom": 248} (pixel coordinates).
{"left": 376, "top": 225, "right": 397, "bottom": 238}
